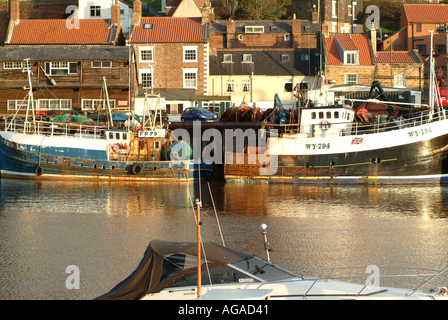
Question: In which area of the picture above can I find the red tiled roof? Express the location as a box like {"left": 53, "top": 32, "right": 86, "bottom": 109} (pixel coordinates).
{"left": 375, "top": 51, "right": 419, "bottom": 63}
{"left": 130, "top": 17, "right": 206, "bottom": 43}
{"left": 403, "top": 4, "right": 448, "bottom": 23}
{"left": 334, "top": 34, "right": 358, "bottom": 50}
{"left": 325, "top": 34, "right": 373, "bottom": 66}
{"left": 8, "top": 19, "right": 113, "bottom": 44}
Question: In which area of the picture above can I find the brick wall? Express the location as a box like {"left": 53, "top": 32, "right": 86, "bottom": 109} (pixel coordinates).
{"left": 375, "top": 62, "right": 423, "bottom": 91}
{"left": 406, "top": 22, "right": 448, "bottom": 72}
{"left": 325, "top": 66, "right": 375, "bottom": 86}
{"left": 135, "top": 42, "right": 208, "bottom": 96}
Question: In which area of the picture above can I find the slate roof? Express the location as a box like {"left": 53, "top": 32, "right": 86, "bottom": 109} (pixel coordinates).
{"left": 7, "top": 19, "right": 115, "bottom": 45}
{"left": 209, "top": 49, "right": 318, "bottom": 76}
{"left": 209, "top": 20, "right": 319, "bottom": 34}
{"left": 375, "top": 51, "right": 421, "bottom": 63}
{"left": 0, "top": 46, "right": 131, "bottom": 61}
{"left": 130, "top": 17, "right": 206, "bottom": 43}
{"left": 403, "top": 4, "right": 448, "bottom": 23}
{"left": 324, "top": 33, "right": 373, "bottom": 66}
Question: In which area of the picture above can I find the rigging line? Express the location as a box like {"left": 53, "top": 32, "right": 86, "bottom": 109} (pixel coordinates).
{"left": 207, "top": 181, "right": 225, "bottom": 247}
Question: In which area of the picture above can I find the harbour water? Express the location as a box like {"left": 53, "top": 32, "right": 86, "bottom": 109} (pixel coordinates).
{"left": 1, "top": 178, "right": 448, "bottom": 300}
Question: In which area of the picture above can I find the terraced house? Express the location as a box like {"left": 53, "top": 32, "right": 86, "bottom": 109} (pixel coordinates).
{"left": 0, "top": 0, "right": 132, "bottom": 117}
{"left": 128, "top": 0, "right": 213, "bottom": 115}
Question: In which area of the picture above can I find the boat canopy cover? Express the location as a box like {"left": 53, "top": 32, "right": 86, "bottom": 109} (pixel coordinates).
{"left": 94, "top": 240, "right": 252, "bottom": 300}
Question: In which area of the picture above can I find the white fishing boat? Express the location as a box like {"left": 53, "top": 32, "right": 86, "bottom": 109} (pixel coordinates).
{"left": 225, "top": 32, "right": 448, "bottom": 185}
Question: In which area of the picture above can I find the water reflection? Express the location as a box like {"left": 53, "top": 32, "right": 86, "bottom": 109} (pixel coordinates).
{"left": 0, "top": 179, "right": 447, "bottom": 299}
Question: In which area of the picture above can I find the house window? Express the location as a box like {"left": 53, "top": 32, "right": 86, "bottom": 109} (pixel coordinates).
{"left": 183, "top": 69, "right": 197, "bottom": 89}
{"left": 284, "top": 34, "right": 290, "bottom": 41}
{"left": 245, "top": 26, "right": 264, "bottom": 33}
{"left": 39, "top": 99, "right": 72, "bottom": 110}
{"left": 301, "top": 54, "right": 309, "bottom": 61}
{"left": 139, "top": 46, "right": 154, "bottom": 63}
{"left": 82, "top": 99, "right": 116, "bottom": 110}
{"left": 417, "top": 44, "right": 426, "bottom": 54}
{"left": 92, "top": 61, "right": 112, "bottom": 68}
{"left": 140, "top": 69, "right": 153, "bottom": 89}
{"left": 7, "top": 100, "right": 37, "bottom": 110}
{"left": 436, "top": 45, "right": 446, "bottom": 54}
{"left": 120, "top": 9, "right": 125, "bottom": 15}
{"left": 241, "top": 80, "right": 250, "bottom": 93}
{"left": 393, "top": 72, "right": 405, "bottom": 88}
{"left": 345, "top": 73, "right": 358, "bottom": 84}
{"left": 281, "top": 54, "right": 289, "bottom": 61}
{"left": 416, "top": 24, "right": 422, "bottom": 32}
{"left": 436, "top": 24, "right": 446, "bottom": 32}
{"left": 284, "top": 80, "right": 293, "bottom": 92}
{"left": 238, "top": 35, "right": 243, "bottom": 41}
{"left": 242, "top": 54, "right": 252, "bottom": 62}
{"left": 183, "top": 46, "right": 197, "bottom": 62}
{"left": 44, "top": 62, "right": 77, "bottom": 76}
{"left": 332, "top": 1, "right": 337, "bottom": 17}
{"left": 303, "top": 26, "right": 312, "bottom": 32}
{"left": 225, "top": 80, "right": 234, "bottom": 93}
{"left": 344, "top": 52, "right": 358, "bottom": 65}
{"left": 348, "top": 5, "right": 352, "bottom": 16}
{"left": 223, "top": 54, "right": 232, "bottom": 62}
{"left": 90, "top": 6, "right": 101, "bottom": 17}
{"left": 4, "top": 61, "right": 30, "bottom": 69}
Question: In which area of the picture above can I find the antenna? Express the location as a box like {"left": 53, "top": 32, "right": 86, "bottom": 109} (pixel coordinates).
{"left": 196, "top": 198, "right": 202, "bottom": 298}
{"left": 260, "top": 224, "right": 271, "bottom": 263}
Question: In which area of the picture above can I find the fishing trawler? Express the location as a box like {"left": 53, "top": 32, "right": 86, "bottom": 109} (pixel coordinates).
{"left": 0, "top": 62, "right": 212, "bottom": 181}
{"left": 225, "top": 33, "right": 448, "bottom": 185}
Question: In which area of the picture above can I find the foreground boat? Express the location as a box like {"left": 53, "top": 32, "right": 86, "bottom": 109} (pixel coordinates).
{"left": 95, "top": 237, "right": 448, "bottom": 300}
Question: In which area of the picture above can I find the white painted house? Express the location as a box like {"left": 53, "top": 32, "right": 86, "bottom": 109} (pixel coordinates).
{"left": 77, "top": 0, "right": 133, "bottom": 35}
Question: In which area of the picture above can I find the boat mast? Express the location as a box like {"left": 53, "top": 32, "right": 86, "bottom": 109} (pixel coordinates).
{"left": 103, "top": 77, "right": 114, "bottom": 128}
{"left": 429, "top": 31, "right": 434, "bottom": 120}
{"left": 196, "top": 198, "right": 202, "bottom": 298}
{"left": 23, "top": 58, "right": 35, "bottom": 133}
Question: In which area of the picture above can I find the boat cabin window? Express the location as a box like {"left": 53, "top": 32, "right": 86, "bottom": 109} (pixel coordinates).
{"left": 311, "top": 112, "right": 316, "bottom": 119}
{"left": 319, "top": 112, "right": 324, "bottom": 119}
{"left": 230, "top": 257, "right": 297, "bottom": 282}
{"left": 334, "top": 111, "right": 339, "bottom": 119}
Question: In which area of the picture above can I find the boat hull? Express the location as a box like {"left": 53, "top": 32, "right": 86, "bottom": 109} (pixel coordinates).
{"left": 225, "top": 120, "right": 448, "bottom": 185}
{"left": 0, "top": 132, "right": 212, "bottom": 181}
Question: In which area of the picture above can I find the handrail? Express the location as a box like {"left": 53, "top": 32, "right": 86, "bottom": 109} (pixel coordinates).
{"left": 263, "top": 110, "right": 443, "bottom": 138}
{"left": 2, "top": 119, "right": 107, "bottom": 140}
{"left": 294, "top": 265, "right": 446, "bottom": 295}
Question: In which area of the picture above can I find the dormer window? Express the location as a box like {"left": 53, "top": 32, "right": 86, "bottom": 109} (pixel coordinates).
{"left": 223, "top": 54, "right": 232, "bottom": 62}
{"left": 245, "top": 26, "right": 264, "bottom": 33}
{"left": 344, "top": 51, "right": 358, "bottom": 65}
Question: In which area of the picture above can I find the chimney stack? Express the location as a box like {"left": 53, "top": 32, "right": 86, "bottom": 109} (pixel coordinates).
{"left": 111, "top": 0, "right": 120, "bottom": 26}
{"left": 292, "top": 14, "right": 301, "bottom": 48}
{"left": 10, "top": 0, "right": 20, "bottom": 22}
{"left": 312, "top": 5, "right": 318, "bottom": 24}
{"left": 370, "top": 21, "right": 377, "bottom": 57}
{"left": 321, "top": 20, "right": 329, "bottom": 38}
{"left": 133, "top": 0, "right": 142, "bottom": 26}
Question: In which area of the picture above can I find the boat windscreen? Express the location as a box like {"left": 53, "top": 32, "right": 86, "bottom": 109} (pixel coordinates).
{"left": 231, "top": 257, "right": 297, "bottom": 282}
{"left": 166, "top": 263, "right": 260, "bottom": 288}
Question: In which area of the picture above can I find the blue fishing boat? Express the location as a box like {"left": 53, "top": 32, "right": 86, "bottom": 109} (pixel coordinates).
{"left": 0, "top": 64, "right": 211, "bottom": 181}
